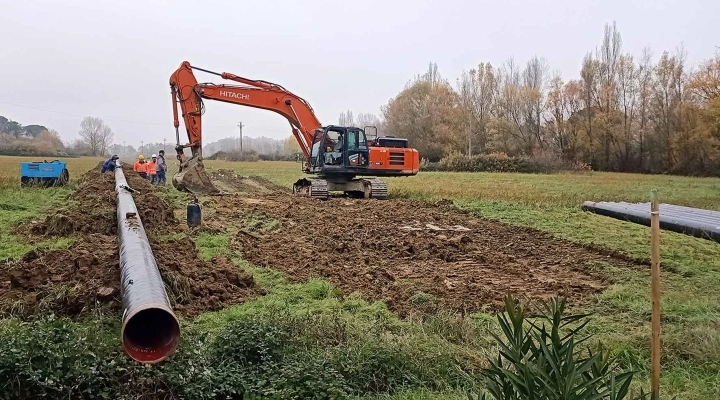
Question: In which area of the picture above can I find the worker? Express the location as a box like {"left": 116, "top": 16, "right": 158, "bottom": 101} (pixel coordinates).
{"left": 101, "top": 155, "right": 120, "bottom": 173}
{"left": 133, "top": 155, "right": 148, "bottom": 179}
{"left": 148, "top": 154, "right": 158, "bottom": 184}
{"left": 155, "top": 149, "right": 167, "bottom": 185}
{"left": 331, "top": 133, "right": 344, "bottom": 164}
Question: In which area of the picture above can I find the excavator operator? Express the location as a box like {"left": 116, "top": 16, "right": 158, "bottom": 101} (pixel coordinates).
{"left": 330, "top": 132, "right": 344, "bottom": 165}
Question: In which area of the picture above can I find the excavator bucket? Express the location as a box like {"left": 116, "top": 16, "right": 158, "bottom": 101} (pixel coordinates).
{"left": 171, "top": 157, "right": 220, "bottom": 195}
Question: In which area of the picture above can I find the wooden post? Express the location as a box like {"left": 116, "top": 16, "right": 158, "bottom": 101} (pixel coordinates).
{"left": 650, "top": 190, "right": 661, "bottom": 398}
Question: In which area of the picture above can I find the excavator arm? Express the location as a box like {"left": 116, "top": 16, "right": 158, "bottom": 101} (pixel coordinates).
{"left": 169, "top": 60, "right": 420, "bottom": 197}
{"left": 169, "top": 61, "right": 323, "bottom": 193}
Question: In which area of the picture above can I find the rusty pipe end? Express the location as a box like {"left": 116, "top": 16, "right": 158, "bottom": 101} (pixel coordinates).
{"left": 121, "top": 304, "right": 180, "bottom": 364}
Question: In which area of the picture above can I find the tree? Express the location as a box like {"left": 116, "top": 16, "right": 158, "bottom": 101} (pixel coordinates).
{"left": 0, "top": 118, "right": 24, "bottom": 137}
{"left": 23, "top": 125, "right": 48, "bottom": 138}
{"left": 687, "top": 53, "right": 720, "bottom": 101}
{"left": 382, "top": 70, "right": 462, "bottom": 161}
{"left": 355, "top": 113, "right": 380, "bottom": 128}
{"left": 283, "top": 135, "right": 301, "bottom": 154}
{"left": 457, "top": 62, "right": 497, "bottom": 155}
{"left": 78, "top": 116, "right": 113, "bottom": 156}
{"left": 338, "top": 110, "right": 355, "bottom": 126}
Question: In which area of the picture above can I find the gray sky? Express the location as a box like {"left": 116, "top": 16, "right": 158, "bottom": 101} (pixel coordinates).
{"left": 1, "top": 0, "right": 718, "bottom": 147}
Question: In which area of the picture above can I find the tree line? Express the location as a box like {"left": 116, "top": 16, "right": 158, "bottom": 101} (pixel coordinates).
{"left": 0, "top": 115, "right": 115, "bottom": 157}
{"left": 373, "top": 22, "right": 720, "bottom": 175}
{"left": 0, "top": 116, "right": 65, "bottom": 156}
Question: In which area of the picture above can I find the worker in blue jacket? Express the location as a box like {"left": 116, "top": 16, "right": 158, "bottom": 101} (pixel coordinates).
{"left": 101, "top": 155, "right": 120, "bottom": 173}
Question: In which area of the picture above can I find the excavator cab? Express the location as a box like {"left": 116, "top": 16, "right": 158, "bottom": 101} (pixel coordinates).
{"left": 309, "top": 126, "right": 369, "bottom": 171}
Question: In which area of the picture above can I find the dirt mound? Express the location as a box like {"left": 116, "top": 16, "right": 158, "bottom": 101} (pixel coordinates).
{"left": 20, "top": 163, "right": 176, "bottom": 236}
{"left": 0, "top": 234, "right": 258, "bottom": 318}
{"left": 209, "top": 169, "right": 289, "bottom": 195}
{"left": 2, "top": 163, "right": 260, "bottom": 319}
{"left": 220, "top": 194, "right": 639, "bottom": 315}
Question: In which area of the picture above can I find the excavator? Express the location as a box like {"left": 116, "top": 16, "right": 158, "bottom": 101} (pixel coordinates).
{"left": 169, "top": 61, "right": 419, "bottom": 199}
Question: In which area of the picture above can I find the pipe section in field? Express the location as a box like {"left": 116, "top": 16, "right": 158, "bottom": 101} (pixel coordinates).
{"left": 115, "top": 163, "right": 180, "bottom": 363}
{"left": 581, "top": 201, "right": 720, "bottom": 243}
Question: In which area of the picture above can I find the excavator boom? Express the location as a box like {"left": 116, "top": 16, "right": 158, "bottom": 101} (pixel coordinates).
{"left": 169, "top": 61, "right": 419, "bottom": 198}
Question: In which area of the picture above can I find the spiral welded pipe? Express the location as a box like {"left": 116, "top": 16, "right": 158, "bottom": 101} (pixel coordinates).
{"left": 115, "top": 163, "right": 180, "bottom": 363}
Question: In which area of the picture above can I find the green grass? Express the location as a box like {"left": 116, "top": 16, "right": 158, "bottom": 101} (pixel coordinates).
{"left": 0, "top": 156, "right": 105, "bottom": 261}
{"left": 194, "top": 231, "right": 232, "bottom": 261}
{"left": 0, "top": 186, "right": 78, "bottom": 261}
{"left": 201, "top": 160, "right": 720, "bottom": 399}
{"left": 3, "top": 156, "right": 720, "bottom": 399}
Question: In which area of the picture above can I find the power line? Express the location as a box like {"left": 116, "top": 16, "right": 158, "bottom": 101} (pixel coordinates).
{"left": 0, "top": 99, "right": 297, "bottom": 136}
{"left": 0, "top": 100, "right": 167, "bottom": 126}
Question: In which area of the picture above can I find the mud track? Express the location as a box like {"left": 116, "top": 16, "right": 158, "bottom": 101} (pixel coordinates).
{"left": 207, "top": 171, "right": 640, "bottom": 316}
{"left": 0, "top": 164, "right": 259, "bottom": 318}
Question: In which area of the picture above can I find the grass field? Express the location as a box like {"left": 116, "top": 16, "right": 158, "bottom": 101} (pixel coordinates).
{"left": 1, "top": 155, "right": 720, "bottom": 399}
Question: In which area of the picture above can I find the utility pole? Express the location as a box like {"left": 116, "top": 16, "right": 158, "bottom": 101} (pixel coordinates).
{"left": 237, "top": 121, "right": 244, "bottom": 152}
{"left": 140, "top": 140, "right": 144, "bottom": 156}
{"left": 163, "top": 138, "right": 167, "bottom": 152}
{"left": 123, "top": 141, "right": 126, "bottom": 156}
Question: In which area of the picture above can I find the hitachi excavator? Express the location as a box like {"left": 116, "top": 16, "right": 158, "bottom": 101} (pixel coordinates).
{"left": 169, "top": 61, "right": 419, "bottom": 199}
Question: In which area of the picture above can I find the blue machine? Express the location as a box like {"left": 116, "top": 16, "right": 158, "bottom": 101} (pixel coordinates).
{"left": 20, "top": 160, "right": 70, "bottom": 187}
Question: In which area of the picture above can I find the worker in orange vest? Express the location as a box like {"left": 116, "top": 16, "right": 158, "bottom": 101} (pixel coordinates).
{"left": 148, "top": 154, "right": 158, "bottom": 184}
{"left": 133, "top": 155, "right": 149, "bottom": 179}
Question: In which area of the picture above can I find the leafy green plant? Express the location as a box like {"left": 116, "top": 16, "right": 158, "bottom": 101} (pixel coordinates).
{"left": 470, "top": 294, "right": 670, "bottom": 400}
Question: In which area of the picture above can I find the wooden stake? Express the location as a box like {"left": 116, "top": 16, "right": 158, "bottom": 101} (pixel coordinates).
{"left": 650, "top": 190, "right": 661, "bottom": 398}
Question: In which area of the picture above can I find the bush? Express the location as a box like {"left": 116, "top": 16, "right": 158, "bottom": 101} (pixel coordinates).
{"left": 0, "top": 307, "right": 480, "bottom": 399}
{"left": 207, "top": 149, "right": 260, "bottom": 162}
{"left": 469, "top": 294, "right": 668, "bottom": 400}
{"left": 0, "top": 317, "right": 250, "bottom": 399}
{"left": 421, "top": 152, "right": 592, "bottom": 174}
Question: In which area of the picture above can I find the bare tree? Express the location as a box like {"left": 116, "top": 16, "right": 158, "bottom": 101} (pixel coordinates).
{"left": 523, "top": 56, "right": 549, "bottom": 149}
{"left": 355, "top": 113, "right": 381, "bottom": 128}
{"left": 457, "top": 63, "right": 497, "bottom": 155}
{"left": 421, "top": 62, "right": 442, "bottom": 87}
{"left": 616, "top": 53, "right": 638, "bottom": 169}
{"left": 78, "top": 116, "right": 113, "bottom": 156}
{"left": 636, "top": 47, "right": 654, "bottom": 169}
{"left": 338, "top": 110, "right": 355, "bottom": 126}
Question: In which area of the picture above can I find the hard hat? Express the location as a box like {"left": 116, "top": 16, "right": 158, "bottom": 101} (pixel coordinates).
{"left": 138, "top": 154, "right": 144, "bottom": 160}
{"left": 151, "top": 154, "right": 157, "bottom": 158}
{"left": 111, "top": 155, "right": 119, "bottom": 160}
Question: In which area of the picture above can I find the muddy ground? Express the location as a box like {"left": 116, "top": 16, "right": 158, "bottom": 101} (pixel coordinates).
{"left": 0, "top": 164, "right": 258, "bottom": 318}
{"left": 206, "top": 171, "right": 641, "bottom": 315}
{"left": 1, "top": 166, "right": 641, "bottom": 319}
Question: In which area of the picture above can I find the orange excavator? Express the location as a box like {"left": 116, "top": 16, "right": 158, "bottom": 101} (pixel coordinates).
{"left": 169, "top": 61, "right": 419, "bottom": 199}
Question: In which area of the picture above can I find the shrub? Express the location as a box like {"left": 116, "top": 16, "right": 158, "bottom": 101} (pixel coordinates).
{"left": 469, "top": 294, "right": 669, "bottom": 400}
{"left": 0, "top": 308, "right": 480, "bottom": 399}
{"left": 422, "top": 152, "right": 592, "bottom": 173}
{"left": 207, "top": 149, "right": 260, "bottom": 162}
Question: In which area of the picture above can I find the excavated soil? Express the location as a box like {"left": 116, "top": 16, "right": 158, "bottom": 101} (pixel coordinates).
{"left": 208, "top": 169, "right": 290, "bottom": 196}
{"left": 2, "top": 165, "right": 642, "bottom": 319}
{"left": 17, "top": 164, "right": 176, "bottom": 237}
{"left": 0, "top": 164, "right": 259, "bottom": 318}
{"left": 203, "top": 175, "right": 642, "bottom": 315}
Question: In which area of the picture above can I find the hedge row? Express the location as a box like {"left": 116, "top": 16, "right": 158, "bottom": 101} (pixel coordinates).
{"left": 421, "top": 152, "right": 591, "bottom": 173}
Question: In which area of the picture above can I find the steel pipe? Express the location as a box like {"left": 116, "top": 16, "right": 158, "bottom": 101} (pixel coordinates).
{"left": 581, "top": 201, "right": 720, "bottom": 243}
{"left": 115, "top": 163, "right": 180, "bottom": 363}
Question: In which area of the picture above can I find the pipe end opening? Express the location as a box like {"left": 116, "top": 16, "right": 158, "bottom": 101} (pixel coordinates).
{"left": 122, "top": 308, "right": 180, "bottom": 363}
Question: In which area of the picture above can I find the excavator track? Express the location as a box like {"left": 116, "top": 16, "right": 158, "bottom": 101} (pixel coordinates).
{"left": 293, "top": 178, "right": 329, "bottom": 200}
{"left": 363, "top": 179, "right": 388, "bottom": 199}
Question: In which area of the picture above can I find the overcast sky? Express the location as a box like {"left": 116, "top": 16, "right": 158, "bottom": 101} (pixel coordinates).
{"left": 1, "top": 0, "right": 718, "bottom": 147}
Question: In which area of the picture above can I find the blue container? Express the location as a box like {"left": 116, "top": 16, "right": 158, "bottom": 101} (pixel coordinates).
{"left": 187, "top": 200, "right": 202, "bottom": 227}
{"left": 20, "top": 160, "right": 69, "bottom": 187}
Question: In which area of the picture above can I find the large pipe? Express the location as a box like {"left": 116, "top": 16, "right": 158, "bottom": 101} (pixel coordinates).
{"left": 115, "top": 163, "right": 180, "bottom": 363}
{"left": 581, "top": 201, "right": 720, "bottom": 243}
